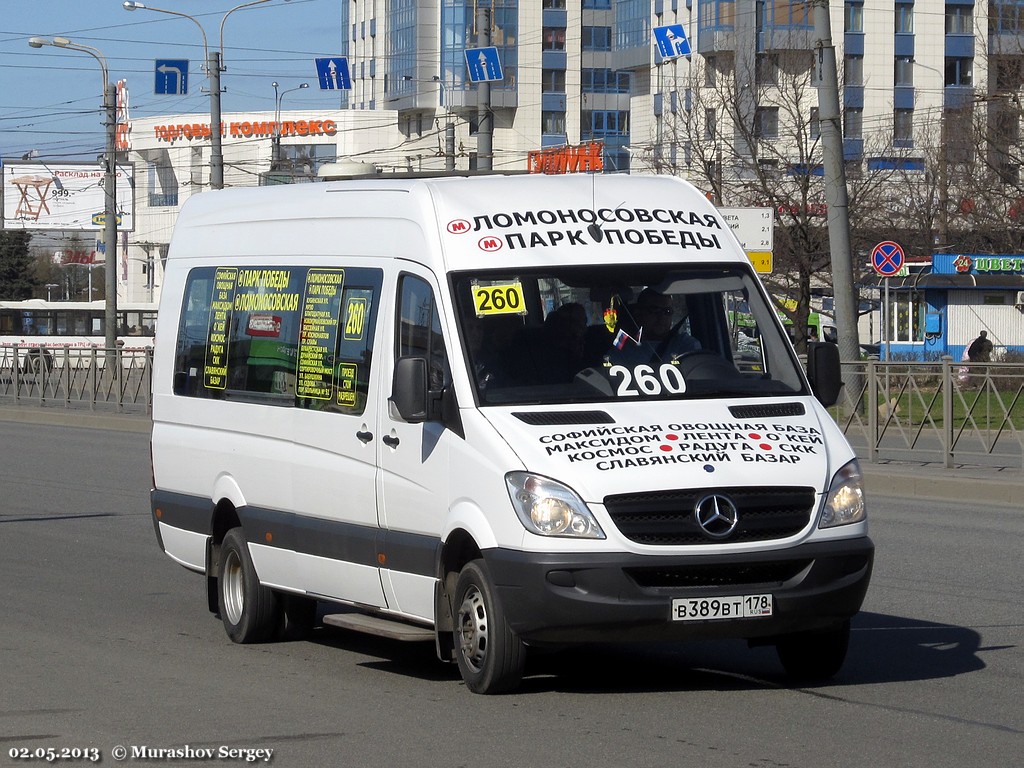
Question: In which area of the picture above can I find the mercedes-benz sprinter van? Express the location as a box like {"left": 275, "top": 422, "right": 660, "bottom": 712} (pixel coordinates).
{"left": 150, "top": 174, "right": 873, "bottom": 693}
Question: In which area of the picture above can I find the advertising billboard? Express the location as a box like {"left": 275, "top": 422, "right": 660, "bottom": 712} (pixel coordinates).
{"left": 2, "top": 161, "right": 135, "bottom": 232}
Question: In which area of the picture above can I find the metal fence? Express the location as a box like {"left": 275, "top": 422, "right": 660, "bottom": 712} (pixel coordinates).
{"left": 835, "top": 358, "right": 1024, "bottom": 469}
{"left": 0, "top": 343, "right": 152, "bottom": 414}
{"left": 3, "top": 343, "right": 1023, "bottom": 469}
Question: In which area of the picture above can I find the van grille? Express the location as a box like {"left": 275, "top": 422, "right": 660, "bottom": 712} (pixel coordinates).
{"left": 728, "top": 403, "right": 805, "bottom": 418}
{"left": 513, "top": 411, "right": 614, "bottom": 425}
{"left": 603, "top": 486, "right": 816, "bottom": 545}
{"left": 625, "top": 560, "right": 811, "bottom": 589}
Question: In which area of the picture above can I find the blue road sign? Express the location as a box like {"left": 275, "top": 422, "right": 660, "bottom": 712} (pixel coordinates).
{"left": 315, "top": 57, "right": 352, "bottom": 90}
{"left": 155, "top": 59, "right": 188, "bottom": 95}
{"left": 871, "top": 240, "right": 906, "bottom": 277}
{"left": 464, "top": 47, "right": 504, "bottom": 83}
{"left": 653, "top": 24, "right": 691, "bottom": 59}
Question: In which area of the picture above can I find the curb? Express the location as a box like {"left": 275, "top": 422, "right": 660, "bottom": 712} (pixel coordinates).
{"left": 0, "top": 405, "right": 151, "bottom": 434}
{"left": 859, "top": 462, "right": 1022, "bottom": 508}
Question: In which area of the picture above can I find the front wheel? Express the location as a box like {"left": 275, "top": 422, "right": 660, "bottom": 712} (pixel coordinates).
{"left": 453, "top": 560, "right": 526, "bottom": 694}
{"left": 218, "top": 527, "right": 282, "bottom": 643}
{"left": 776, "top": 620, "right": 851, "bottom": 682}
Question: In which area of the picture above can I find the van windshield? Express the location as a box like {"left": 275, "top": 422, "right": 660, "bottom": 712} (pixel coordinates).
{"left": 452, "top": 265, "right": 808, "bottom": 406}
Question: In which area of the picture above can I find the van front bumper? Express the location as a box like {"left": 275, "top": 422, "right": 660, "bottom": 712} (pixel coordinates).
{"left": 483, "top": 537, "right": 873, "bottom": 644}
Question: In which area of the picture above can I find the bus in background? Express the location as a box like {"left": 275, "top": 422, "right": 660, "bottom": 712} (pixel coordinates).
{"left": 0, "top": 299, "right": 157, "bottom": 371}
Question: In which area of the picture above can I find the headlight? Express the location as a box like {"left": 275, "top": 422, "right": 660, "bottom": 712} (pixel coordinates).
{"left": 505, "top": 472, "right": 605, "bottom": 539}
{"left": 820, "top": 460, "right": 867, "bottom": 528}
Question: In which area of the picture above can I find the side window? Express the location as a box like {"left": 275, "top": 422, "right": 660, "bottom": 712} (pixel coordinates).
{"left": 172, "top": 265, "right": 382, "bottom": 414}
{"left": 396, "top": 274, "right": 448, "bottom": 392}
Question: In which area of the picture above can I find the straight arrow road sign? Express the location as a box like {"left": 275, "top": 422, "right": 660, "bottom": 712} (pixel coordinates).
{"left": 315, "top": 57, "right": 352, "bottom": 90}
{"left": 464, "top": 47, "right": 503, "bottom": 83}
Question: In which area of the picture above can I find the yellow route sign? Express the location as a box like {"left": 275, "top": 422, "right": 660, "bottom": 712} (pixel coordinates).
{"left": 747, "top": 251, "right": 773, "bottom": 274}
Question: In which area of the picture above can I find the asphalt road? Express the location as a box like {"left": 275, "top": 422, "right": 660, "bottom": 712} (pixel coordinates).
{"left": 1, "top": 421, "right": 1021, "bottom": 768}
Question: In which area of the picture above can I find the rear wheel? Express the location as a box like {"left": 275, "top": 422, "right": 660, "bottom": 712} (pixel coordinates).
{"left": 218, "top": 527, "right": 281, "bottom": 643}
{"left": 453, "top": 560, "right": 526, "bottom": 694}
{"left": 776, "top": 620, "right": 851, "bottom": 682}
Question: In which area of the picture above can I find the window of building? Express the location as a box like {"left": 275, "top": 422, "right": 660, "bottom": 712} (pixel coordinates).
{"left": 945, "top": 4, "right": 972, "bottom": 34}
{"left": 895, "top": 2, "right": 914, "bottom": 34}
{"left": 705, "top": 56, "right": 718, "bottom": 87}
{"left": 543, "top": 0, "right": 567, "bottom": 8}
{"left": 844, "top": 107, "right": 863, "bottom": 138}
{"left": 845, "top": 55, "right": 864, "bottom": 85}
{"left": 756, "top": 54, "right": 779, "bottom": 85}
{"left": 581, "top": 68, "right": 630, "bottom": 93}
{"left": 583, "top": 0, "right": 612, "bottom": 7}
{"left": 542, "top": 111, "right": 567, "bottom": 135}
{"left": 701, "top": 0, "right": 736, "bottom": 28}
{"left": 945, "top": 56, "right": 973, "bottom": 86}
{"left": 581, "top": 110, "right": 629, "bottom": 137}
{"left": 542, "top": 27, "right": 566, "bottom": 50}
{"left": 771, "top": 0, "right": 809, "bottom": 26}
{"left": 844, "top": 1, "right": 864, "bottom": 32}
{"left": 996, "top": 1, "right": 1024, "bottom": 34}
{"left": 582, "top": 25, "right": 612, "bottom": 50}
{"left": 705, "top": 108, "right": 717, "bottom": 141}
{"left": 754, "top": 107, "right": 779, "bottom": 139}
{"left": 173, "top": 265, "right": 383, "bottom": 413}
{"left": 887, "top": 290, "right": 925, "bottom": 343}
{"left": 894, "top": 108, "right": 914, "bottom": 145}
{"left": 895, "top": 57, "right": 914, "bottom": 86}
{"left": 542, "top": 69, "right": 566, "bottom": 93}
{"left": 810, "top": 107, "right": 820, "bottom": 140}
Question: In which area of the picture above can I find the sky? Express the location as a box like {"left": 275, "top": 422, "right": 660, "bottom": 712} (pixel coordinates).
{"left": 0, "top": 0, "right": 345, "bottom": 162}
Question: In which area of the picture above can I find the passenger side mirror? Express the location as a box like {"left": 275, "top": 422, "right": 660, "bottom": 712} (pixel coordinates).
{"left": 390, "top": 356, "right": 429, "bottom": 422}
{"left": 806, "top": 342, "right": 843, "bottom": 407}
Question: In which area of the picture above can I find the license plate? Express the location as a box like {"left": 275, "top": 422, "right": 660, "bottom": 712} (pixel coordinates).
{"left": 671, "top": 594, "right": 773, "bottom": 622}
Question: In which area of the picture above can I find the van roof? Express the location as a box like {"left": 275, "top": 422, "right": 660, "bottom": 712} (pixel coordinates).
{"left": 167, "top": 173, "right": 743, "bottom": 271}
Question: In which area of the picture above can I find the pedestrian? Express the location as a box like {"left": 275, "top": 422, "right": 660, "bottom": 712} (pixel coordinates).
{"left": 967, "top": 330, "right": 993, "bottom": 363}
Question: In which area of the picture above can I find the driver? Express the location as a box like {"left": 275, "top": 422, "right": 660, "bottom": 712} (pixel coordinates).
{"left": 609, "top": 288, "right": 700, "bottom": 365}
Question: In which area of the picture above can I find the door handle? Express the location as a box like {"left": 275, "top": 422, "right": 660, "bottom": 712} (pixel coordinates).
{"left": 382, "top": 434, "right": 400, "bottom": 449}
{"left": 356, "top": 429, "right": 373, "bottom": 444}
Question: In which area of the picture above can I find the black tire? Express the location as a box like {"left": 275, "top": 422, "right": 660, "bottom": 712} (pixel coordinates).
{"left": 217, "top": 527, "right": 282, "bottom": 643}
{"left": 453, "top": 560, "right": 526, "bottom": 694}
{"left": 776, "top": 620, "right": 851, "bottom": 682}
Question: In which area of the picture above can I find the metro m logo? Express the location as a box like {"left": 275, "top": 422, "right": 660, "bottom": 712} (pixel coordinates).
{"left": 478, "top": 236, "right": 503, "bottom": 252}
{"left": 447, "top": 219, "right": 471, "bottom": 234}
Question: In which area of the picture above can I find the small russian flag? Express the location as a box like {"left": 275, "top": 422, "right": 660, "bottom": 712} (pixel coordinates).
{"left": 613, "top": 328, "right": 635, "bottom": 350}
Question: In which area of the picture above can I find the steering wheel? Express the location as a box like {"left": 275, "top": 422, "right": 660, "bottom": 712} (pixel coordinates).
{"left": 673, "top": 350, "right": 739, "bottom": 380}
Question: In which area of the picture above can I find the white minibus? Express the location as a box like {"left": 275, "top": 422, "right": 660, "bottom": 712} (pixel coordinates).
{"left": 150, "top": 173, "right": 873, "bottom": 693}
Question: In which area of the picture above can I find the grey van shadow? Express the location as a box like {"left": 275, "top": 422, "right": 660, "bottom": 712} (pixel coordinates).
{"left": 305, "top": 611, "right": 993, "bottom": 693}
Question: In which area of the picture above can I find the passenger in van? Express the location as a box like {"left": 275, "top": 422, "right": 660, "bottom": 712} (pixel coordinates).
{"left": 465, "top": 314, "right": 522, "bottom": 389}
{"left": 511, "top": 303, "right": 587, "bottom": 385}
{"left": 609, "top": 288, "right": 700, "bottom": 366}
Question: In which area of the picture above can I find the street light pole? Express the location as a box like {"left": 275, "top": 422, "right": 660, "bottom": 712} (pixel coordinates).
{"left": 124, "top": 0, "right": 284, "bottom": 190}
{"left": 272, "top": 82, "right": 309, "bottom": 166}
{"left": 28, "top": 36, "right": 118, "bottom": 350}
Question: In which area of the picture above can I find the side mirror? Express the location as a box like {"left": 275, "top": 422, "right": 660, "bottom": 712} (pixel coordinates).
{"left": 806, "top": 341, "right": 843, "bottom": 407}
{"left": 390, "top": 356, "right": 429, "bottom": 422}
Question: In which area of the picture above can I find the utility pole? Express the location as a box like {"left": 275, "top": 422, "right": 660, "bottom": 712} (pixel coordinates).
{"left": 210, "top": 50, "right": 224, "bottom": 189}
{"left": 476, "top": 4, "right": 493, "bottom": 171}
{"left": 812, "top": 0, "right": 860, "bottom": 366}
{"left": 102, "top": 80, "right": 119, "bottom": 348}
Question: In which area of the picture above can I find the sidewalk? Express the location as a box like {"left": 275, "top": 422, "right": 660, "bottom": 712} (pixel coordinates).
{"left": 1, "top": 404, "right": 1020, "bottom": 508}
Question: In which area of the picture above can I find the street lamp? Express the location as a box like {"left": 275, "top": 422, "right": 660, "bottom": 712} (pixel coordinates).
{"left": 123, "top": 0, "right": 289, "bottom": 190}
{"left": 272, "top": 81, "right": 309, "bottom": 165}
{"left": 28, "top": 36, "right": 118, "bottom": 350}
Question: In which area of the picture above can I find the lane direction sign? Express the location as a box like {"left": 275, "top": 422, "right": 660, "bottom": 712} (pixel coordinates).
{"left": 315, "top": 57, "right": 352, "bottom": 90}
{"left": 464, "top": 47, "right": 504, "bottom": 83}
{"left": 155, "top": 59, "right": 188, "bottom": 95}
{"left": 653, "top": 24, "right": 691, "bottom": 59}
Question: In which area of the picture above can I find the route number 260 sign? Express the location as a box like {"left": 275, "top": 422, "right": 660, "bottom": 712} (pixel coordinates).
{"left": 472, "top": 281, "right": 526, "bottom": 316}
